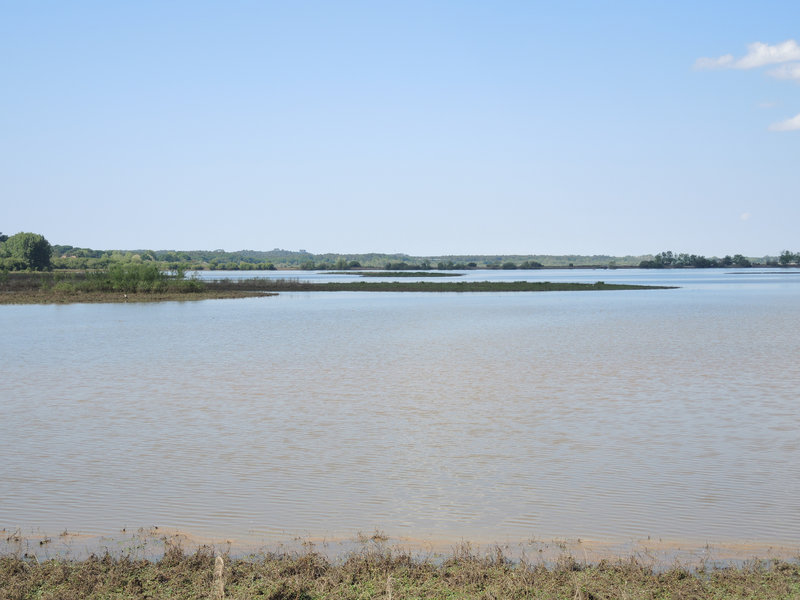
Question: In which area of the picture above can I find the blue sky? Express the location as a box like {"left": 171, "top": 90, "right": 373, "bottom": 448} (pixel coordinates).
{"left": 2, "top": 1, "right": 798, "bottom": 256}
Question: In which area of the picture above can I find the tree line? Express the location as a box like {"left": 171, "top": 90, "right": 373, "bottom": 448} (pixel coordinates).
{"left": 639, "top": 251, "right": 753, "bottom": 268}
{"left": 638, "top": 250, "right": 796, "bottom": 268}
{"left": 3, "top": 232, "right": 799, "bottom": 272}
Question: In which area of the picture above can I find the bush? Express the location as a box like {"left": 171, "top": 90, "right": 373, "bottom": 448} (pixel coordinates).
{"left": 106, "top": 263, "right": 166, "bottom": 292}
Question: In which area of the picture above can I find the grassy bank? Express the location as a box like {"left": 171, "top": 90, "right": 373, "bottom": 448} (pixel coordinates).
{"left": 2, "top": 542, "right": 798, "bottom": 600}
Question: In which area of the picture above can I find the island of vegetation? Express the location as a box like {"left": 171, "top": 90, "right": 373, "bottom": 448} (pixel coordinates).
{"left": 0, "top": 269, "right": 671, "bottom": 305}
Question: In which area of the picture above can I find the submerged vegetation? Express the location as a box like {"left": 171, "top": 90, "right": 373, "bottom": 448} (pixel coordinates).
{"left": 2, "top": 541, "right": 799, "bottom": 600}
{"left": 354, "top": 271, "right": 462, "bottom": 277}
{"left": 205, "top": 279, "right": 672, "bottom": 293}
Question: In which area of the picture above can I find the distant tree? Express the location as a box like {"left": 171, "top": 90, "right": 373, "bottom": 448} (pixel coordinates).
{"left": 732, "top": 254, "right": 752, "bottom": 268}
{"left": 519, "top": 260, "right": 543, "bottom": 269}
{"left": 658, "top": 251, "right": 675, "bottom": 267}
{"left": 689, "top": 255, "right": 714, "bottom": 268}
{"left": 641, "top": 250, "right": 714, "bottom": 269}
{"left": 3, "top": 232, "right": 52, "bottom": 270}
{"left": 0, "top": 232, "right": 8, "bottom": 243}
{"left": 779, "top": 250, "right": 796, "bottom": 266}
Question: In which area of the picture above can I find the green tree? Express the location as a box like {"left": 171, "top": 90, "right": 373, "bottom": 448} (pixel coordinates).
{"left": 334, "top": 256, "right": 349, "bottom": 269}
{"left": 732, "top": 254, "right": 752, "bottom": 267}
{"left": 3, "top": 232, "right": 52, "bottom": 270}
{"left": 779, "top": 250, "right": 796, "bottom": 266}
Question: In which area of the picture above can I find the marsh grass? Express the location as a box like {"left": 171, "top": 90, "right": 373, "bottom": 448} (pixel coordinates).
{"left": 2, "top": 541, "right": 798, "bottom": 600}
{"left": 1, "top": 267, "right": 203, "bottom": 293}
{"left": 0, "top": 268, "right": 242, "bottom": 304}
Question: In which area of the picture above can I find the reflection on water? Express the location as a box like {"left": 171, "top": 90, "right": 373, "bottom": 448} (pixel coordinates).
{"left": 2, "top": 270, "right": 799, "bottom": 549}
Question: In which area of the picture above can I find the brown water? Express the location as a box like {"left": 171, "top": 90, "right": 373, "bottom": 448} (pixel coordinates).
{"left": 2, "top": 270, "right": 799, "bottom": 553}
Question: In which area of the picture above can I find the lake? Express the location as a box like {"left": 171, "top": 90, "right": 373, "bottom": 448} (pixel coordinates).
{"left": 2, "top": 269, "right": 799, "bottom": 556}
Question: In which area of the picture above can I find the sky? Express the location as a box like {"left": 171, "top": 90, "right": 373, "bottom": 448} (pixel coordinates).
{"left": 2, "top": 1, "right": 799, "bottom": 257}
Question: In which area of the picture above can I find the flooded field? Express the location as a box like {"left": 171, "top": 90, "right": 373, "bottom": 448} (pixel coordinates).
{"left": 2, "top": 269, "right": 799, "bottom": 556}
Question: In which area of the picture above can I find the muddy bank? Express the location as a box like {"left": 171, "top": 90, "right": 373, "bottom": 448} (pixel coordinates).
{"left": 2, "top": 532, "right": 799, "bottom": 600}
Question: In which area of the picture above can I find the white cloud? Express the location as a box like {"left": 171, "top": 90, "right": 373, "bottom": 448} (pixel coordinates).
{"left": 768, "top": 63, "right": 800, "bottom": 80}
{"left": 737, "top": 40, "right": 800, "bottom": 68}
{"left": 694, "top": 54, "right": 734, "bottom": 69}
{"left": 768, "top": 113, "right": 800, "bottom": 131}
{"left": 740, "top": 212, "right": 751, "bottom": 221}
{"left": 697, "top": 40, "right": 800, "bottom": 132}
{"left": 695, "top": 39, "right": 800, "bottom": 70}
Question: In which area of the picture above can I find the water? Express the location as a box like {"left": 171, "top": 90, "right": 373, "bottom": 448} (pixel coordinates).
{"left": 2, "top": 269, "right": 799, "bottom": 551}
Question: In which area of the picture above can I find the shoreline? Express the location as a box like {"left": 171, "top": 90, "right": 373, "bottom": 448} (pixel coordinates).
{"left": 4, "top": 526, "right": 798, "bottom": 567}
{"left": 3, "top": 530, "right": 799, "bottom": 600}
